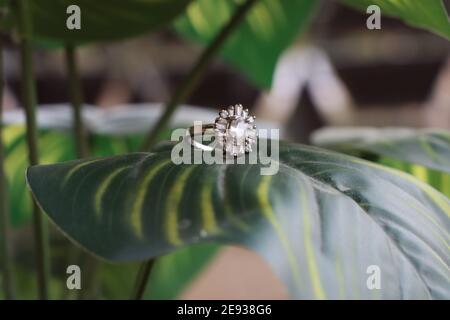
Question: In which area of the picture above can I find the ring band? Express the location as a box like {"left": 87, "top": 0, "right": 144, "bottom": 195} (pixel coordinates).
{"left": 185, "top": 123, "right": 216, "bottom": 152}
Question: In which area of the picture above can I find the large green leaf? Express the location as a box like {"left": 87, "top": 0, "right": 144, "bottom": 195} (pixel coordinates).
{"left": 20, "top": 0, "right": 191, "bottom": 44}
{"left": 341, "top": 0, "right": 450, "bottom": 40}
{"left": 175, "top": 0, "right": 318, "bottom": 88}
{"left": 26, "top": 140, "right": 450, "bottom": 299}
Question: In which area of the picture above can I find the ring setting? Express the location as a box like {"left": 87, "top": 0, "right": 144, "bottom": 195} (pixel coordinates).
{"left": 187, "top": 104, "right": 257, "bottom": 157}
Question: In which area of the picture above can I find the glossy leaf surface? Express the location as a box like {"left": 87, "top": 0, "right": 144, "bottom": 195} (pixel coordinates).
{"left": 27, "top": 140, "right": 450, "bottom": 299}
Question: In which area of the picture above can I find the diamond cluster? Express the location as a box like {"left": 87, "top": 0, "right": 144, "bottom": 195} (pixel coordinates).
{"left": 214, "top": 104, "right": 257, "bottom": 156}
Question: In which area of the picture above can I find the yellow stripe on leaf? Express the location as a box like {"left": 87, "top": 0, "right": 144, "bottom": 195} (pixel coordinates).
{"left": 165, "top": 166, "right": 196, "bottom": 246}
{"left": 3, "top": 125, "right": 25, "bottom": 146}
{"left": 257, "top": 175, "right": 302, "bottom": 288}
{"left": 300, "top": 189, "right": 326, "bottom": 299}
{"left": 130, "top": 159, "right": 171, "bottom": 239}
{"left": 201, "top": 178, "right": 219, "bottom": 233}
{"left": 440, "top": 173, "right": 450, "bottom": 198}
{"left": 410, "top": 164, "right": 428, "bottom": 183}
{"left": 63, "top": 158, "right": 103, "bottom": 187}
{"left": 94, "top": 166, "right": 130, "bottom": 219}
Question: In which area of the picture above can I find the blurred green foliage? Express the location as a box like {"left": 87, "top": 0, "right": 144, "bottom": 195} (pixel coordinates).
{"left": 175, "top": 0, "right": 318, "bottom": 88}
{"left": 342, "top": 0, "right": 450, "bottom": 39}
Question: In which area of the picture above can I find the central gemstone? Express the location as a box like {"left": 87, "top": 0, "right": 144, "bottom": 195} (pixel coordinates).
{"left": 225, "top": 117, "right": 247, "bottom": 155}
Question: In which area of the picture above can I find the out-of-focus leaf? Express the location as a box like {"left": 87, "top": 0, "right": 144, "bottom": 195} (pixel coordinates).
{"left": 0, "top": 265, "right": 65, "bottom": 299}
{"left": 175, "top": 0, "right": 318, "bottom": 88}
{"left": 27, "top": 140, "right": 450, "bottom": 299}
{"left": 100, "top": 243, "right": 219, "bottom": 299}
{"left": 145, "top": 243, "right": 219, "bottom": 299}
{"left": 378, "top": 158, "right": 450, "bottom": 198}
{"left": 2, "top": 126, "right": 76, "bottom": 225}
{"left": 0, "top": 0, "right": 13, "bottom": 32}
{"left": 98, "top": 262, "right": 138, "bottom": 300}
{"left": 312, "top": 128, "right": 450, "bottom": 174}
{"left": 22, "top": 0, "right": 191, "bottom": 44}
{"left": 312, "top": 127, "right": 450, "bottom": 197}
{"left": 340, "top": 0, "right": 450, "bottom": 40}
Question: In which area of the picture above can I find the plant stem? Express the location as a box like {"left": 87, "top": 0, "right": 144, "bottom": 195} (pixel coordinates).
{"left": 0, "top": 35, "right": 16, "bottom": 300}
{"left": 65, "top": 45, "right": 89, "bottom": 158}
{"left": 139, "top": 0, "right": 259, "bottom": 151}
{"left": 16, "top": 0, "right": 50, "bottom": 299}
{"left": 65, "top": 45, "right": 101, "bottom": 299}
{"left": 131, "top": 0, "right": 259, "bottom": 300}
{"left": 78, "top": 253, "right": 100, "bottom": 299}
{"left": 130, "top": 259, "right": 155, "bottom": 300}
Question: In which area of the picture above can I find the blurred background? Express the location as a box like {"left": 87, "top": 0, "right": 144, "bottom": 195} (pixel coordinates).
{"left": 1, "top": 0, "right": 450, "bottom": 299}
{"left": 2, "top": 1, "right": 449, "bottom": 137}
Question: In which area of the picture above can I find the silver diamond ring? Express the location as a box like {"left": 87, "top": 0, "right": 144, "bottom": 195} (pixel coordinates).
{"left": 186, "top": 104, "right": 257, "bottom": 157}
